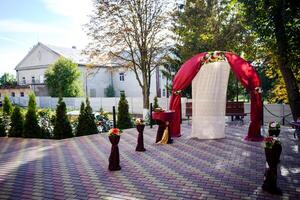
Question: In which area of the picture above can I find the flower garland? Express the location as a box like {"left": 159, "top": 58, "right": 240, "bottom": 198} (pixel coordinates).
{"left": 108, "top": 128, "right": 122, "bottom": 137}
{"left": 201, "top": 51, "right": 227, "bottom": 66}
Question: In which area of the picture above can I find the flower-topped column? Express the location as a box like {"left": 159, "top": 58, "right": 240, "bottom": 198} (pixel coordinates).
{"left": 135, "top": 118, "right": 146, "bottom": 152}
{"left": 262, "top": 122, "right": 282, "bottom": 195}
{"left": 108, "top": 128, "right": 122, "bottom": 171}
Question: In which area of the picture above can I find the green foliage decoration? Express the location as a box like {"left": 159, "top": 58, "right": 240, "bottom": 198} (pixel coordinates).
{"left": 53, "top": 97, "right": 73, "bottom": 139}
{"left": 23, "top": 93, "right": 41, "bottom": 138}
{"left": 117, "top": 92, "right": 132, "bottom": 129}
{"left": 45, "top": 57, "right": 83, "bottom": 97}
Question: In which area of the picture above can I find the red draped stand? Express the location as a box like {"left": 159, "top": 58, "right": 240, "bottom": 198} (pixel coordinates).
{"left": 169, "top": 52, "right": 264, "bottom": 141}
{"left": 152, "top": 111, "right": 175, "bottom": 144}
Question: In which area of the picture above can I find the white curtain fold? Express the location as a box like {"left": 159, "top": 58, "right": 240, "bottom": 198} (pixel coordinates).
{"left": 191, "top": 61, "right": 230, "bottom": 139}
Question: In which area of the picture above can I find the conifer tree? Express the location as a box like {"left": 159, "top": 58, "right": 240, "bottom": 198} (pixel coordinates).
{"left": 0, "top": 115, "right": 6, "bottom": 137}
{"left": 3, "top": 95, "right": 12, "bottom": 116}
{"left": 23, "top": 93, "right": 41, "bottom": 138}
{"left": 117, "top": 92, "right": 132, "bottom": 129}
{"left": 153, "top": 96, "right": 159, "bottom": 109}
{"left": 9, "top": 106, "right": 24, "bottom": 137}
{"left": 53, "top": 97, "right": 73, "bottom": 139}
{"left": 76, "top": 98, "right": 98, "bottom": 136}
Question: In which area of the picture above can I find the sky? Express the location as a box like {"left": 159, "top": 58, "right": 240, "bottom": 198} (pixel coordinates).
{"left": 0, "top": 0, "right": 94, "bottom": 76}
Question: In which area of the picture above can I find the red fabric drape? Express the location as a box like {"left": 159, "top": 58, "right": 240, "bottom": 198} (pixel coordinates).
{"left": 169, "top": 53, "right": 206, "bottom": 137}
{"left": 169, "top": 52, "right": 263, "bottom": 141}
{"left": 225, "top": 53, "right": 263, "bottom": 141}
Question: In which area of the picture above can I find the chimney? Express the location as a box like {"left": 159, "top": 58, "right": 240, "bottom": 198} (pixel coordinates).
{"left": 72, "top": 46, "right": 76, "bottom": 49}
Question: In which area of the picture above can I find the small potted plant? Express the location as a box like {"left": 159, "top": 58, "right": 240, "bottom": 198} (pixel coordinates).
{"left": 135, "top": 118, "right": 146, "bottom": 151}
{"left": 108, "top": 128, "right": 122, "bottom": 171}
{"left": 268, "top": 121, "right": 280, "bottom": 137}
{"left": 262, "top": 135, "right": 282, "bottom": 195}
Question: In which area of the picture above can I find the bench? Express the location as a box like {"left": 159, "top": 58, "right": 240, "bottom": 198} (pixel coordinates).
{"left": 290, "top": 118, "right": 300, "bottom": 139}
{"left": 185, "top": 101, "right": 247, "bottom": 122}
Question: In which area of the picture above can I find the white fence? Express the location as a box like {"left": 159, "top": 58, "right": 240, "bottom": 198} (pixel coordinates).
{"left": 9, "top": 96, "right": 294, "bottom": 125}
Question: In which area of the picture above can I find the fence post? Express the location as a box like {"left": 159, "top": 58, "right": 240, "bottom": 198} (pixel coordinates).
{"left": 150, "top": 103, "right": 153, "bottom": 128}
{"left": 113, "top": 106, "right": 116, "bottom": 128}
{"left": 261, "top": 100, "right": 264, "bottom": 126}
{"left": 282, "top": 103, "right": 285, "bottom": 125}
{"left": 180, "top": 100, "right": 182, "bottom": 124}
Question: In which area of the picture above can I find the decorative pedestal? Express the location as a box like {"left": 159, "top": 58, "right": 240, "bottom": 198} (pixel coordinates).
{"left": 152, "top": 111, "right": 175, "bottom": 144}
{"left": 136, "top": 125, "right": 146, "bottom": 151}
{"left": 108, "top": 135, "right": 121, "bottom": 171}
{"left": 262, "top": 144, "right": 282, "bottom": 195}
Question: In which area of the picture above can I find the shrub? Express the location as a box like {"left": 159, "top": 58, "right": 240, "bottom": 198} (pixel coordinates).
{"left": 105, "top": 84, "right": 115, "bottom": 97}
{"left": 23, "top": 93, "right": 41, "bottom": 138}
{"left": 53, "top": 98, "right": 73, "bottom": 139}
{"left": 0, "top": 115, "right": 6, "bottom": 137}
{"left": 117, "top": 92, "right": 132, "bottom": 129}
{"left": 76, "top": 98, "right": 98, "bottom": 136}
{"left": 3, "top": 96, "right": 12, "bottom": 116}
{"left": 9, "top": 106, "right": 24, "bottom": 137}
{"left": 38, "top": 109, "right": 54, "bottom": 139}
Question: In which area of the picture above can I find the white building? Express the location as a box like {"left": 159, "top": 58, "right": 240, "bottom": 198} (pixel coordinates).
{"left": 15, "top": 42, "right": 169, "bottom": 98}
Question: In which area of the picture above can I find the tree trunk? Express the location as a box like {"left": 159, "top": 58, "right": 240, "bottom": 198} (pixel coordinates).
{"left": 142, "top": 85, "right": 150, "bottom": 109}
{"left": 272, "top": 0, "right": 300, "bottom": 120}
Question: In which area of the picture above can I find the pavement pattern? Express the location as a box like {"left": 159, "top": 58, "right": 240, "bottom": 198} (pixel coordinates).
{"left": 0, "top": 122, "right": 299, "bottom": 200}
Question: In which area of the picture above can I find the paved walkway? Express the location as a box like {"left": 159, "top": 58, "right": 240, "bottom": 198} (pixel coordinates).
{"left": 0, "top": 123, "right": 299, "bottom": 200}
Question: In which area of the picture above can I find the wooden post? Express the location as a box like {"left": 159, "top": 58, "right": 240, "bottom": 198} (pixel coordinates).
{"left": 113, "top": 106, "right": 116, "bottom": 128}
{"left": 150, "top": 103, "right": 153, "bottom": 128}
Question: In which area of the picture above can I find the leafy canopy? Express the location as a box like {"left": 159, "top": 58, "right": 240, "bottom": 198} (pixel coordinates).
{"left": 45, "top": 57, "right": 82, "bottom": 97}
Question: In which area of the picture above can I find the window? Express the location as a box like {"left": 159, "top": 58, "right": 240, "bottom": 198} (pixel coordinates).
{"left": 162, "top": 89, "right": 166, "bottom": 97}
{"left": 11, "top": 92, "right": 15, "bottom": 97}
{"left": 20, "top": 92, "right": 24, "bottom": 97}
{"left": 119, "top": 73, "right": 125, "bottom": 81}
{"left": 22, "top": 77, "right": 26, "bottom": 84}
{"left": 32, "top": 76, "right": 35, "bottom": 84}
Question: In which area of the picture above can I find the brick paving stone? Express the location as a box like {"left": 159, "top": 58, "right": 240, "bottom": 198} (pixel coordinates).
{"left": 0, "top": 123, "right": 299, "bottom": 199}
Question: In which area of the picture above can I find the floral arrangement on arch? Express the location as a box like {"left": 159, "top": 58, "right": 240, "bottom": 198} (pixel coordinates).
{"left": 108, "top": 128, "right": 122, "bottom": 137}
{"left": 269, "top": 121, "right": 280, "bottom": 131}
{"left": 201, "top": 51, "right": 227, "bottom": 66}
{"left": 263, "top": 136, "right": 280, "bottom": 149}
{"left": 135, "top": 118, "right": 145, "bottom": 126}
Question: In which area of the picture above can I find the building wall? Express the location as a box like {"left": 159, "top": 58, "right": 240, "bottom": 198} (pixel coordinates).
{"left": 0, "top": 88, "right": 33, "bottom": 99}
{"left": 17, "top": 68, "right": 48, "bottom": 85}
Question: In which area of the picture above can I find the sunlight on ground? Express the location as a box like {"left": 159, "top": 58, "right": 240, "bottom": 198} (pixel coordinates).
{"left": 0, "top": 145, "right": 55, "bottom": 182}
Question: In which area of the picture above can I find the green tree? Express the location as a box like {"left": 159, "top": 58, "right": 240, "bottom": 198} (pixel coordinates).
{"left": 164, "top": 0, "right": 256, "bottom": 98}
{"left": 0, "top": 115, "right": 6, "bottom": 137}
{"left": 117, "top": 92, "right": 132, "bottom": 129}
{"left": 239, "top": 0, "right": 300, "bottom": 120}
{"left": 45, "top": 57, "right": 82, "bottom": 97}
{"left": 9, "top": 106, "right": 24, "bottom": 137}
{"left": 85, "top": 0, "right": 172, "bottom": 115}
{"left": 3, "top": 96, "right": 12, "bottom": 116}
{"left": 53, "top": 98, "right": 73, "bottom": 139}
{"left": 23, "top": 93, "right": 41, "bottom": 138}
{"left": 76, "top": 99, "right": 98, "bottom": 136}
{"left": 0, "top": 73, "right": 16, "bottom": 86}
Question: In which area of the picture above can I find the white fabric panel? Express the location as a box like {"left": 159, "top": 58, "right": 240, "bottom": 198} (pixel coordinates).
{"left": 191, "top": 61, "right": 230, "bottom": 139}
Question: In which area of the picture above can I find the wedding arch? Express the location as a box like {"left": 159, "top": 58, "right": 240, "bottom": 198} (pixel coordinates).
{"left": 169, "top": 51, "right": 264, "bottom": 141}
